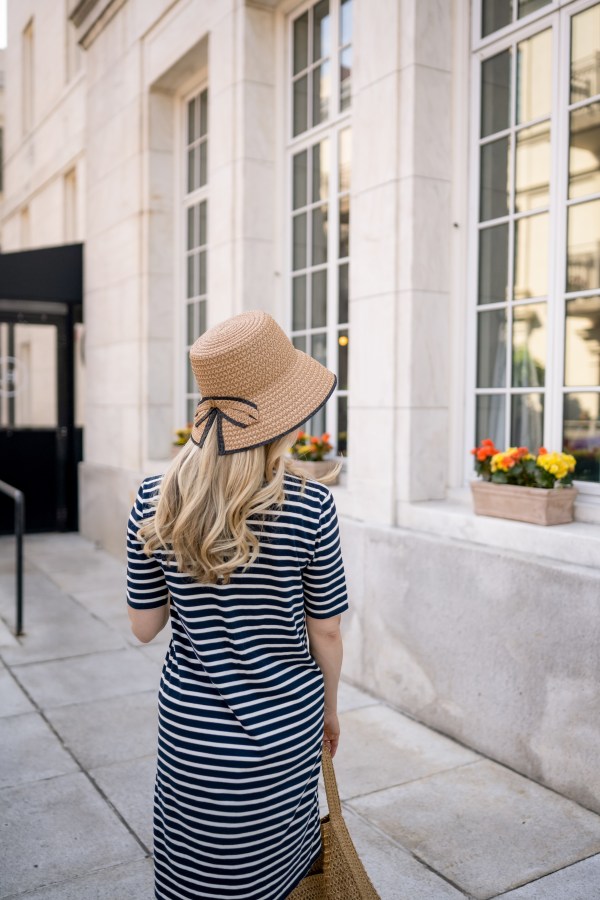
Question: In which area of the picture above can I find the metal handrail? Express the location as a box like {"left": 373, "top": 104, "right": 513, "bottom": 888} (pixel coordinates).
{"left": 0, "top": 480, "right": 25, "bottom": 636}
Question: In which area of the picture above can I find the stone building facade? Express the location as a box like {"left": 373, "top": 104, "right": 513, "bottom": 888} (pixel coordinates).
{"left": 1, "top": 0, "right": 600, "bottom": 813}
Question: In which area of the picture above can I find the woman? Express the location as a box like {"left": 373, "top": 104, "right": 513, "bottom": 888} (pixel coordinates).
{"left": 126, "top": 310, "right": 348, "bottom": 900}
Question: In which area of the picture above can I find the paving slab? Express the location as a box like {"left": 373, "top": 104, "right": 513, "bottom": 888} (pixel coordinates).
{"left": 349, "top": 759, "right": 600, "bottom": 900}
{"left": 14, "top": 647, "right": 161, "bottom": 709}
{"left": 495, "top": 852, "right": 600, "bottom": 899}
{"left": 0, "top": 665, "right": 35, "bottom": 716}
{"left": 91, "top": 755, "right": 158, "bottom": 850}
{"left": 1, "top": 858, "right": 155, "bottom": 900}
{"left": 0, "top": 712, "right": 79, "bottom": 789}
{"left": 337, "top": 678, "right": 381, "bottom": 713}
{"left": 0, "top": 771, "right": 146, "bottom": 898}
{"left": 46, "top": 690, "right": 159, "bottom": 769}
{"left": 334, "top": 703, "right": 480, "bottom": 799}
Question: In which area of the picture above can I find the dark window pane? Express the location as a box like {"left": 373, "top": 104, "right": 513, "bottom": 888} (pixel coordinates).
{"left": 187, "top": 147, "right": 196, "bottom": 193}
{"left": 480, "top": 137, "right": 510, "bottom": 221}
{"left": 571, "top": 4, "right": 600, "bottom": 104}
{"left": 563, "top": 391, "right": 600, "bottom": 482}
{"left": 476, "top": 394, "right": 506, "bottom": 448}
{"left": 312, "top": 270, "right": 327, "bottom": 328}
{"left": 292, "top": 334, "right": 307, "bottom": 353}
{"left": 293, "top": 150, "right": 308, "bottom": 210}
{"left": 512, "top": 301, "right": 546, "bottom": 387}
{"left": 187, "top": 302, "right": 196, "bottom": 345}
{"left": 312, "top": 205, "right": 328, "bottom": 266}
{"left": 198, "top": 299, "right": 207, "bottom": 335}
{"left": 338, "top": 263, "right": 349, "bottom": 323}
{"left": 307, "top": 404, "right": 327, "bottom": 439}
{"left": 514, "top": 213, "right": 548, "bottom": 300}
{"left": 511, "top": 392, "right": 544, "bottom": 449}
{"left": 567, "top": 199, "right": 600, "bottom": 293}
{"left": 482, "top": 0, "right": 512, "bottom": 38}
{"left": 518, "top": 0, "right": 551, "bottom": 19}
{"left": 293, "top": 213, "right": 307, "bottom": 270}
{"left": 311, "top": 331, "right": 327, "bottom": 367}
{"left": 515, "top": 121, "right": 550, "bottom": 212}
{"left": 312, "top": 140, "right": 329, "bottom": 203}
{"left": 187, "top": 254, "right": 195, "bottom": 298}
{"left": 313, "top": 1, "right": 331, "bottom": 61}
{"left": 337, "top": 394, "right": 347, "bottom": 455}
{"left": 187, "top": 97, "right": 197, "bottom": 145}
{"left": 198, "top": 251, "right": 207, "bottom": 296}
{"left": 337, "top": 329, "right": 348, "bottom": 390}
{"left": 187, "top": 397, "right": 197, "bottom": 425}
{"left": 293, "top": 12, "right": 309, "bottom": 75}
{"left": 339, "top": 196, "right": 350, "bottom": 259}
{"left": 340, "top": 0, "right": 352, "bottom": 45}
{"left": 199, "top": 201, "right": 207, "bottom": 246}
{"left": 340, "top": 46, "right": 352, "bottom": 111}
{"left": 187, "top": 206, "right": 195, "bottom": 251}
{"left": 516, "top": 29, "right": 551, "bottom": 124}
{"left": 565, "top": 295, "right": 600, "bottom": 387}
{"left": 293, "top": 75, "right": 308, "bottom": 137}
{"left": 478, "top": 224, "right": 509, "bottom": 304}
{"left": 338, "top": 128, "right": 351, "bottom": 192}
{"left": 569, "top": 102, "right": 600, "bottom": 200}
{"left": 481, "top": 50, "right": 511, "bottom": 138}
{"left": 199, "top": 90, "right": 208, "bottom": 137}
{"left": 293, "top": 276, "right": 307, "bottom": 331}
{"left": 477, "top": 307, "right": 507, "bottom": 388}
{"left": 199, "top": 141, "right": 208, "bottom": 187}
{"left": 312, "top": 61, "right": 331, "bottom": 126}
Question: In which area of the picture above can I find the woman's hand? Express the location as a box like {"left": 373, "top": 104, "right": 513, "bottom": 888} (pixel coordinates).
{"left": 323, "top": 709, "right": 340, "bottom": 758}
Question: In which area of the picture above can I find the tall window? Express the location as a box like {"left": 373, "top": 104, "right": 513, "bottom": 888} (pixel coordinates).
{"left": 183, "top": 87, "right": 208, "bottom": 425}
{"left": 471, "top": 0, "right": 600, "bottom": 487}
{"left": 22, "top": 19, "right": 34, "bottom": 135}
{"left": 288, "top": 0, "right": 352, "bottom": 456}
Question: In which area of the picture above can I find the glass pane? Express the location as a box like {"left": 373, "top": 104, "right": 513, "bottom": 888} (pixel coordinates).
{"left": 569, "top": 102, "right": 600, "bottom": 200}
{"left": 476, "top": 394, "right": 506, "bottom": 448}
{"left": 292, "top": 334, "right": 307, "bottom": 353}
{"left": 478, "top": 224, "right": 509, "bottom": 304}
{"left": 311, "top": 331, "right": 327, "bottom": 366}
{"left": 187, "top": 352, "right": 196, "bottom": 393}
{"left": 481, "top": 50, "right": 511, "bottom": 138}
{"left": 312, "top": 140, "right": 329, "bottom": 204}
{"left": 338, "top": 329, "right": 348, "bottom": 390}
{"left": 339, "top": 128, "right": 351, "bottom": 192}
{"left": 512, "top": 301, "right": 546, "bottom": 387}
{"left": 293, "top": 275, "right": 307, "bottom": 331}
{"left": 338, "top": 262, "right": 349, "bottom": 323}
{"left": 480, "top": 137, "right": 510, "bottom": 221}
{"left": 293, "top": 12, "right": 309, "bottom": 75}
{"left": 187, "top": 398, "right": 197, "bottom": 426}
{"left": 187, "top": 206, "right": 195, "bottom": 251}
{"left": 312, "top": 61, "right": 331, "bottom": 126}
{"left": 293, "top": 150, "right": 308, "bottom": 210}
{"left": 515, "top": 121, "right": 550, "bottom": 212}
{"left": 187, "top": 254, "right": 195, "bottom": 298}
{"left": 565, "top": 295, "right": 600, "bottom": 386}
{"left": 293, "top": 75, "right": 308, "bottom": 137}
{"left": 293, "top": 213, "right": 307, "bottom": 270}
{"left": 337, "top": 394, "right": 347, "bottom": 455}
{"left": 199, "top": 90, "right": 208, "bottom": 137}
{"left": 340, "top": 46, "right": 352, "bottom": 111}
{"left": 563, "top": 391, "right": 600, "bottom": 482}
{"left": 187, "top": 97, "right": 197, "bottom": 145}
{"left": 571, "top": 4, "right": 600, "bottom": 104}
{"left": 187, "top": 302, "right": 196, "bottom": 345}
{"left": 199, "top": 201, "right": 207, "bottom": 246}
{"left": 198, "top": 251, "right": 207, "bottom": 296}
{"left": 477, "top": 308, "right": 507, "bottom": 388}
{"left": 514, "top": 213, "right": 548, "bottom": 300}
{"left": 340, "top": 0, "right": 352, "bottom": 45}
{"left": 198, "top": 299, "right": 207, "bottom": 335}
{"left": 312, "top": 205, "right": 328, "bottom": 265}
{"left": 511, "top": 392, "right": 544, "bottom": 449}
{"left": 482, "top": 0, "right": 512, "bottom": 38}
{"left": 567, "top": 199, "right": 600, "bottom": 293}
{"left": 518, "top": 0, "right": 551, "bottom": 18}
{"left": 312, "top": 270, "right": 327, "bottom": 328}
{"left": 187, "top": 147, "right": 197, "bottom": 193}
{"left": 339, "top": 196, "right": 350, "bottom": 259}
{"left": 199, "top": 141, "right": 208, "bottom": 187}
{"left": 0, "top": 324, "right": 57, "bottom": 428}
{"left": 313, "top": 1, "right": 331, "bottom": 61}
{"left": 308, "top": 405, "right": 327, "bottom": 439}
{"left": 517, "top": 29, "right": 551, "bottom": 124}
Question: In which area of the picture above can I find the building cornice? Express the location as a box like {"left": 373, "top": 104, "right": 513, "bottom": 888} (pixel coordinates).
{"left": 69, "top": 0, "right": 128, "bottom": 49}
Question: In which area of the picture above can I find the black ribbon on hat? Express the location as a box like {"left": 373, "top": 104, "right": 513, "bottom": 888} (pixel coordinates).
{"left": 193, "top": 395, "right": 259, "bottom": 451}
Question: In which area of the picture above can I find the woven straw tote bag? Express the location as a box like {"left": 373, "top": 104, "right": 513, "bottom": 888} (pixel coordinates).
{"left": 287, "top": 742, "right": 380, "bottom": 899}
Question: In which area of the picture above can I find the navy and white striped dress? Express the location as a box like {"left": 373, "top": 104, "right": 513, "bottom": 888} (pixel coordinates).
{"left": 126, "top": 471, "right": 349, "bottom": 900}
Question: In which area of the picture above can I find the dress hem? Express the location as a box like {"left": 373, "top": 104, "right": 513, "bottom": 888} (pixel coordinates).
{"left": 280, "top": 840, "right": 323, "bottom": 900}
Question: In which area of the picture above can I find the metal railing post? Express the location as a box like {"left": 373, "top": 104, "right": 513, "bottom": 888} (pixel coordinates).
{"left": 0, "top": 480, "right": 25, "bottom": 636}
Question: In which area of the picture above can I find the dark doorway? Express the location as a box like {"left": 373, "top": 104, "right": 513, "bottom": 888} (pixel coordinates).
{"left": 0, "top": 244, "right": 83, "bottom": 533}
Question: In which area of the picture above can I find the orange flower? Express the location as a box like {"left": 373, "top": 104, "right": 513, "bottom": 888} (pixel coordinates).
{"left": 297, "top": 430, "right": 305, "bottom": 439}
{"left": 322, "top": 432, "right": 330, "bottom": 441}
{"left": 537, "top": 446, "right": 547, "bottom": 456}
{"left": 310, "top": 436, "right": 319, "bottom": 444}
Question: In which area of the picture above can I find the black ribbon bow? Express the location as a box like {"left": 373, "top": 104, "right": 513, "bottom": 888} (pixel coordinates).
{"left": 193, "top": 395, "right": 259, "bottom": 451}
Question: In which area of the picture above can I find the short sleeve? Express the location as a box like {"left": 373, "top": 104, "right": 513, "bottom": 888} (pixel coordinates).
{"left": 126, "top": 480, "right": 169, "bottom": 609}
{"left": 302, "top": 489, "right": 349, "bottom": 619}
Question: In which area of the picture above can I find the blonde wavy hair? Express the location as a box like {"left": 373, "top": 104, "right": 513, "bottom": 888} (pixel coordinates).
{"left": 137, "top": 424, "right": 341, "bottom": 585}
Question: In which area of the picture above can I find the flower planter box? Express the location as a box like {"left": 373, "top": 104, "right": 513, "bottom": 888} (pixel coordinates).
{"left": 470, "top": 480, "right": 577, "bottom": 526}
{"left": 291, "top": 458, "right": 341, "bottom": 485}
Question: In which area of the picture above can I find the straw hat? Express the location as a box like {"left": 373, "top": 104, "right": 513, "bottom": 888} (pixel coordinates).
{"left": 188, "top": 309, "right": 337, "bottom": 454}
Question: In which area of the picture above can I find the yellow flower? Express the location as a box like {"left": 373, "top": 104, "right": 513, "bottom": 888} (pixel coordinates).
{"left": 536, "top": 451, "right": 576, "bottom": 481}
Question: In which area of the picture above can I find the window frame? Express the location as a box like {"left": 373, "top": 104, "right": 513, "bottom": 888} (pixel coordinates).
{"left": 466, "top": 0, "right": 600, "bottom": 495}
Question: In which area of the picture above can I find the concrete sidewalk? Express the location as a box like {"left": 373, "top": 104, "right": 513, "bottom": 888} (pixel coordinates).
{"left": 1, "top": 533, "right": 599, "bottom": 899}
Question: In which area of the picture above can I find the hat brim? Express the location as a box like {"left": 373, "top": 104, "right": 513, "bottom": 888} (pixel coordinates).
{"left": 190, "top": 348, "right": 337, "bottom": 454}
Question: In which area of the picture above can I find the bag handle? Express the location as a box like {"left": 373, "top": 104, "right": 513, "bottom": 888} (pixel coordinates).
{"left": 321, "top": 741, "right": 343, "bottom": 819}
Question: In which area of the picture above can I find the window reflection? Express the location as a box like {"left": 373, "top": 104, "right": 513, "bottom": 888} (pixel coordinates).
{"left": 476, "top": 394, "right": 505, "bottom": 448}
{"left": 517, "top": 29, "right": 551, "bottom": 124}
{"left": 479, "top": 224, "right": 509, "bottom": 304}
{"left": 512, "top": 302, "right": 546, "bottom": 387}
{"left": 518, "top": 0, "right": 551, "bottom": 19}
{"left": 477, "top": 308, "right": 507, "bottom": 388}
{"left": 570, "top": 4, "right": 600, "bottom": 104}
{"left": 563, "top": 391, "right": 600, "bottom": 482}
{"left": 569, "top": 101, "right": 600, "bottom": 200}
{"left": 514, "top": 213, "right": 548, "bottom": 299}
{"left": 565, "top": 296, "right": 600, "bottom": 387}
{"left": 515, "top": 121, "right": 550, "bottom": 211}
{"left": 482, "top": 0, "right": 512, "bottom": 39}
{"left": 481, "top": 50, "right": 511, "bottom": 138}
{"left": 480, "top": 137, "right": 510, "bottom": 221}
{"left": 567, "top": 199, "right": 600, "bottom": 293}
{"left": 511, "top": 392, "right": 544, "bottom": 449}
